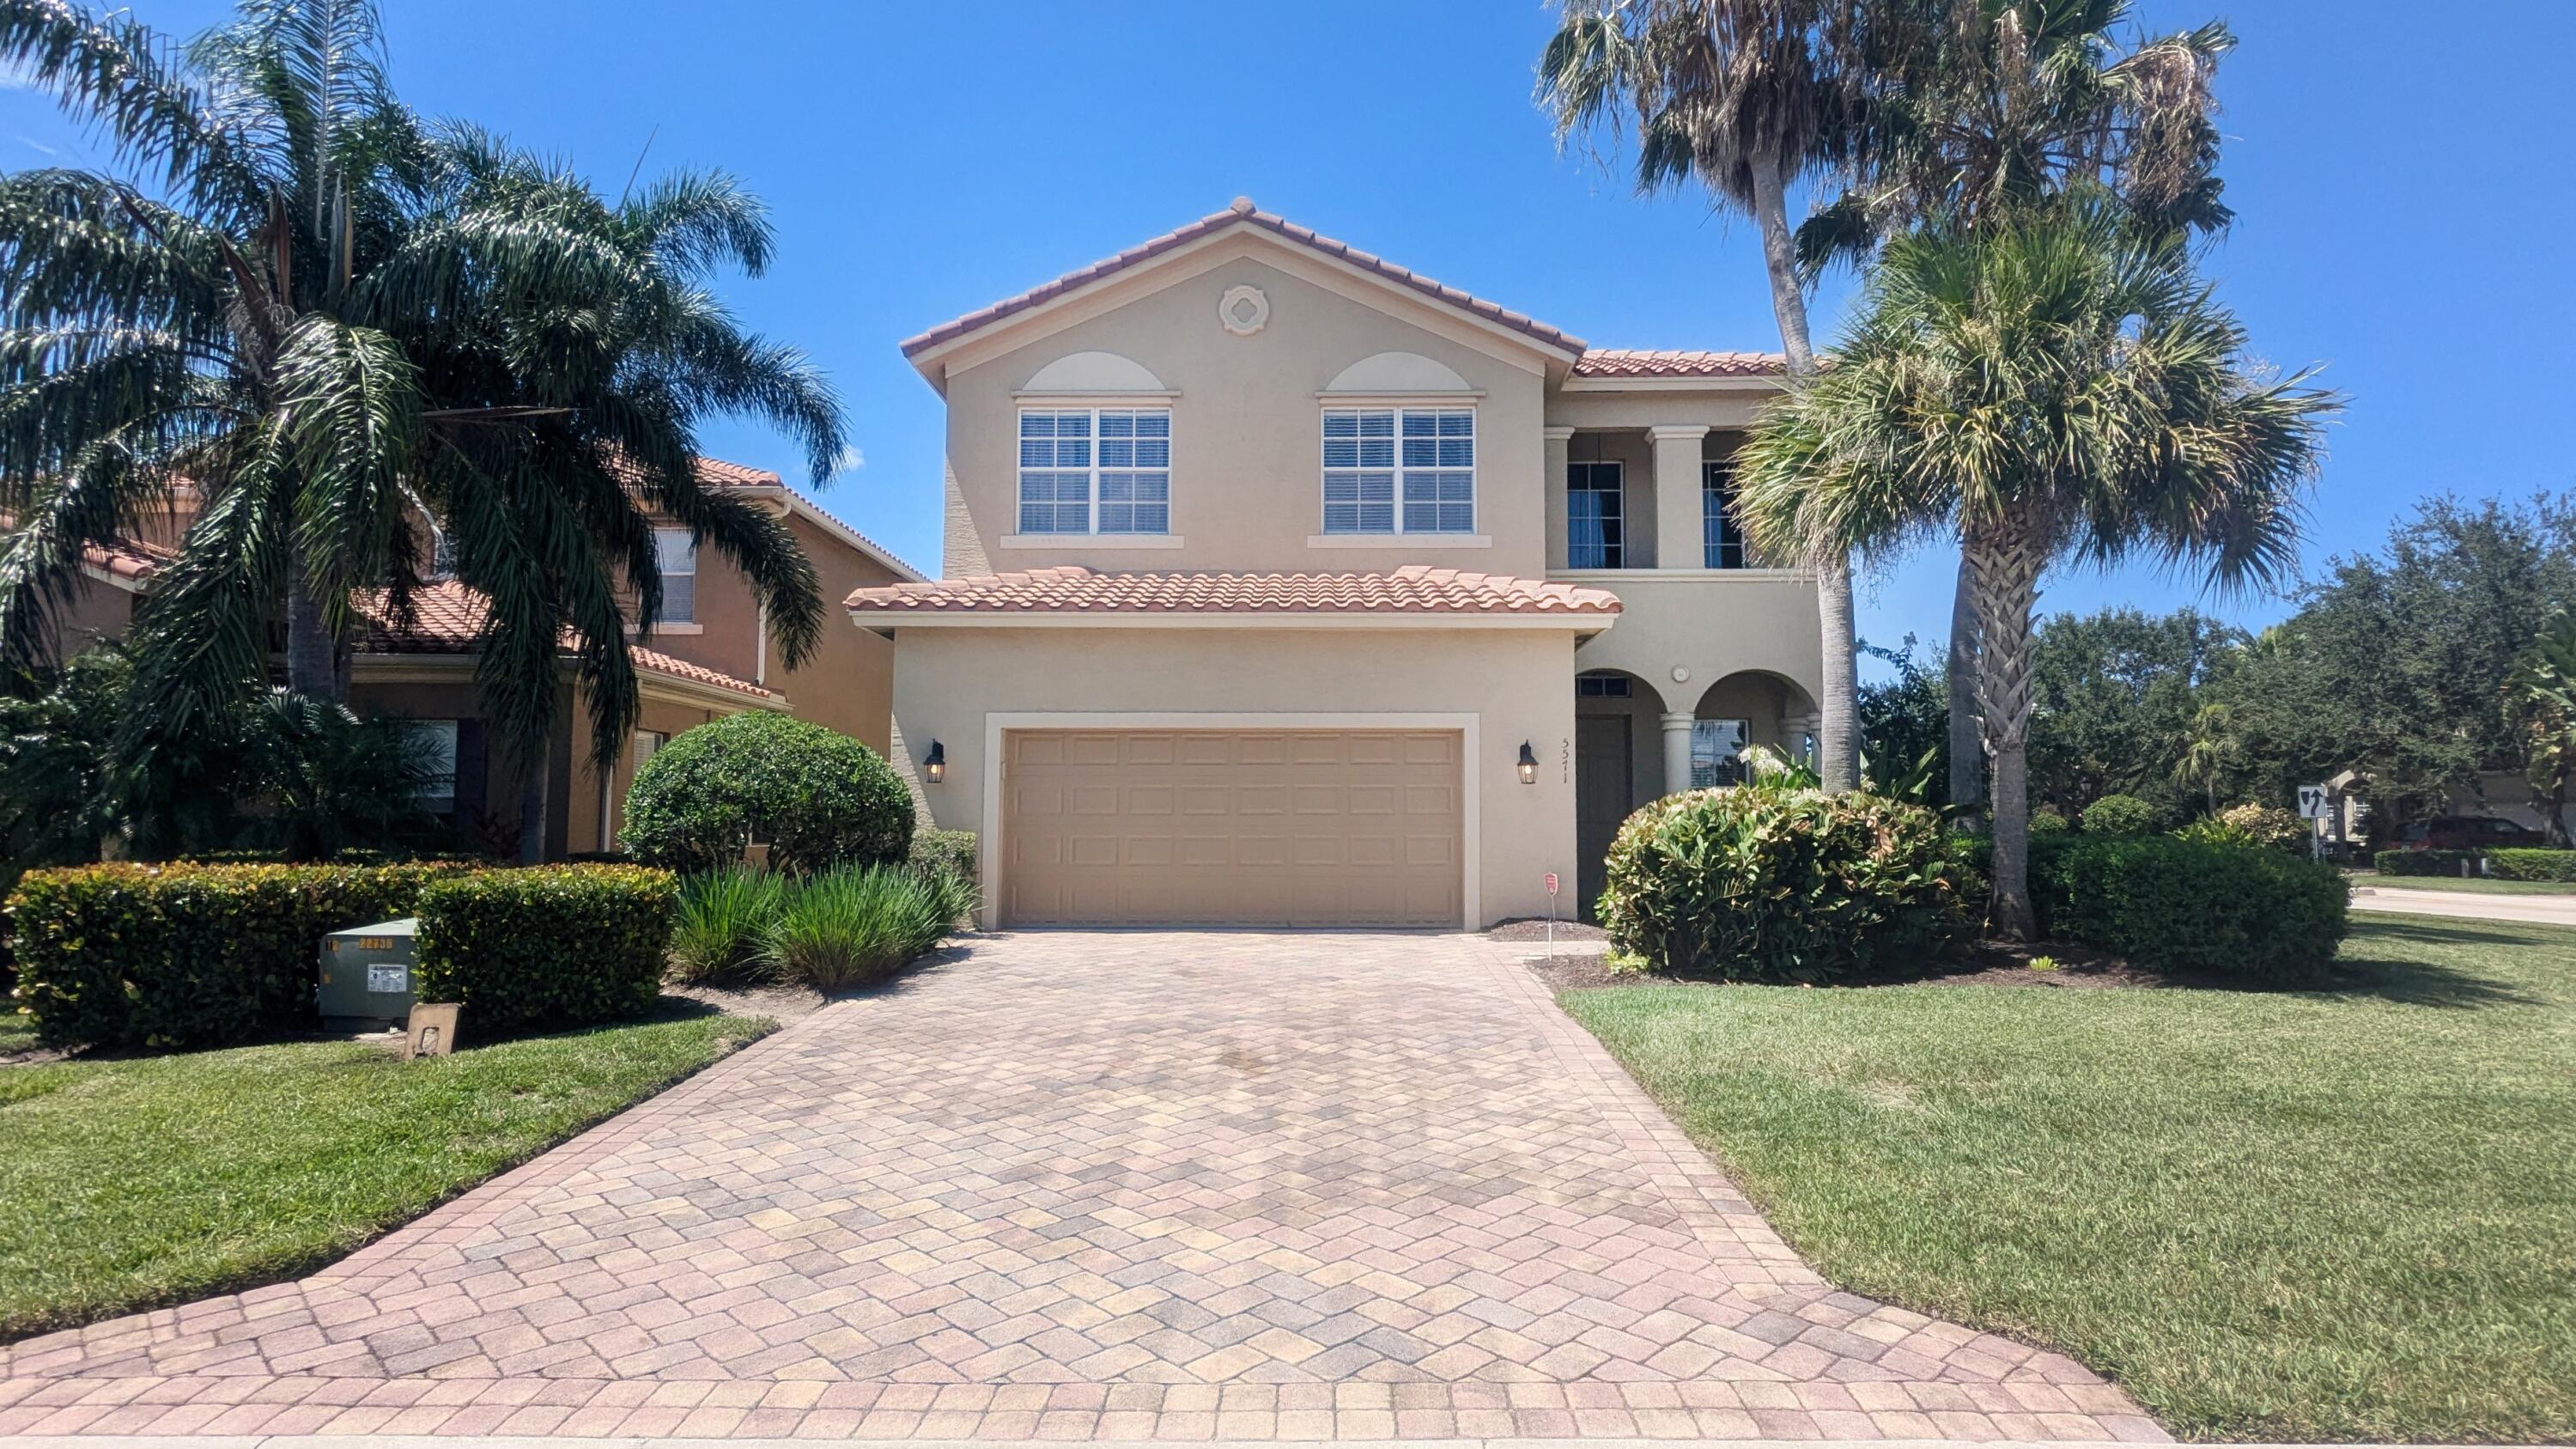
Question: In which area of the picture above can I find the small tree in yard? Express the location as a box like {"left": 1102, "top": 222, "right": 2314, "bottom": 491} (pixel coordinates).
{"left": 2509, "top": 611, "right": 2576, "bottom": 845}
{"left": 1733, "top": 195, "right": 2336, "bottom": 938}
{"left": 619, "top": 713, "right": 911, "bottom": 876}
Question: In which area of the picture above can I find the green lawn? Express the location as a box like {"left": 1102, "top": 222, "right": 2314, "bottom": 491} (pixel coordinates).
{"left": 0, "top": 1010, "right": 37, "bottom": 1058}
{"left": 2354, "top": 873, "right": 2576, "bottom": 896}
{"left": 1560, "top": 913, "right": 2575, "bottom": 1443}
{"left": 0, "top": 1011, "right": 771, "bottom": 1340}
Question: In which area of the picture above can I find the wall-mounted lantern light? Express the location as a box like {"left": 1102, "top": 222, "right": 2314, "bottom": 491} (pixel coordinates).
{"left": 1517, "top": 740, "right": 1538, "bottom": 785}
{"left": 924, "top": 739, "right": 946, "bottom": 784}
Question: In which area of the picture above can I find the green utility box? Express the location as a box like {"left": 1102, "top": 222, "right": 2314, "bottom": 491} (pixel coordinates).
{"left": 319, "top": 917, "right": 418, "bottom": 1023}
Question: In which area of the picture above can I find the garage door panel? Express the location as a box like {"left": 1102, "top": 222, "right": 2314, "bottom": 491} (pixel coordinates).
{"left": 1004, "top": 728, "right": 1462, "bottom": 927}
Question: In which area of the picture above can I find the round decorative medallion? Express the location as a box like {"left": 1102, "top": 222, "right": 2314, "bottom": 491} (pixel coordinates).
{"left": 1218, "top": 284, "right": 1269, "bottom": 337}
{"left": 1670, "top": 666, "right": 1692, "bottom": 685}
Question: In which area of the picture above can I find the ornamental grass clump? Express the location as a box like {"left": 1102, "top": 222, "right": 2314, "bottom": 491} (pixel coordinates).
{"left": 668, "top": 868, "right": 787, "bottom": 986}
{"left": 1599, "top": 786, "right": 1980, "bottom": 983}
{"left": 758, "top": 866, "right": 975, "bottom": 991}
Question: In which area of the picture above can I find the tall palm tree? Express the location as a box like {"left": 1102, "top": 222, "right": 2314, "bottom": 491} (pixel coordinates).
{"left": 1734, "top": 195, "right": 2336, "bottom": 937}
{"left": 1796, "top": 0, "right": 2237, "bottom": 819}
{"left": 1538, "top": 0, "right": 1865, "bottom": 792}
{"left": 0, "top": 0, "right": 841, "bottom": 842}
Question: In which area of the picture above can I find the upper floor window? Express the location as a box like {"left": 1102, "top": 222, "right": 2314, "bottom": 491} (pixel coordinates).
{"left": 1018, "top": 406, "right": 1172, "bottom": 535}
{"left": 1321, "top": 407, "right": 1473, "bottom": 535}
{"left": 1703, "top": 460, "right": 1747, "bottom": 569}
{"left": 1567, "top": 461, "right": 1624, "bottom": 569}
{"left": 653, "top": 528, "right": 696, "bottom": 623}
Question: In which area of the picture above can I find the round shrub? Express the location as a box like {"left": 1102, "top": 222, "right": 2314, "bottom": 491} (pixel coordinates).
{"left": 2080, "top": 794, "right": 2159, "bottom": 835}
{"left": 619, "top": 714, "right": 913, "bottom": 875}
{"left": 2181, "top": 802, "right": 2311, "bottom": 855}
{"left": 2030, "top": 808, "right": 2072, "bottom": 835}
{"left": 1600, "top": 787, "right": 1981, "bottom": 983}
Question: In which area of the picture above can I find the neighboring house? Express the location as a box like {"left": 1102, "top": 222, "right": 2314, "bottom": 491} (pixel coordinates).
{"left": 849, "top": 198, "right": 1822, "bottom": 928}
{"left": 60, "top": 459, "right": 920, "bottom": 858}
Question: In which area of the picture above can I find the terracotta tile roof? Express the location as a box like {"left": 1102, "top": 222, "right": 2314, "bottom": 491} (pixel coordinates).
{"left": 81, "top": 538, "right": 175, "bottom": 583}
{"left": 1571, "top": 348, "right": 1786, "bottom": 379}
{"left": 901, "top": 198, "right": 1588, "bottom": 360}
{"left": 844, "top": 565, "right": 1621, "bottom": 621}
{"left": 356, "top": 580, "right": 782, "bottom": 703}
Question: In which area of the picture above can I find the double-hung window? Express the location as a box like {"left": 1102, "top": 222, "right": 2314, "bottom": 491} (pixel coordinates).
{"left": 1566, "top": 461, "right": 1624, "bottom": 568}
{"left": 1703, "top": 460, "right": 1748, "bottom": 569}
{"left": 1321, "top": 406, "right": 1473, "bottom": 534}
{"left": 1018, "top": 407, "right": 1171, "bottom": 534}
{"left": 652, "top": 528, "right": 696, "bottom": 624}
{"left": 409, "top": 720, "right": 459, "bottom": 813}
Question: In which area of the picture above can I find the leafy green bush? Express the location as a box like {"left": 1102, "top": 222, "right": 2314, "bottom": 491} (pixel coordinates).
{"left": 2029, "top": 808, "right": 2071, "bottom": 835}
{"left": 669, "top": 868, "right": 787, "bottom": 986}
{"left": 619, "top": 713, "right": 912, "bottom": 875}
{"left": 2180, "top": 802, "right": 2311, "bottom": 855}
{"left": 2486, "top": 848, "right": 2576, "bottom": 882}
{"left": 2080, "top": 794, "right": 2159, "bottom": 835}
{"left": 1600, "top": 787, "right": 1980, "bottom": 983}
{"left": 8, "top": 862, "right": 469, "bottom": 1050}
{"left": 759, "top": 865, "right": 975, "bottom": 991}
{"left": 2033, "top": 834, "right": 2347, "bottom": 985}
{"left": 414, "top": 866, "right": 674, "bottom": 1032}
{"left": 2374, "top": 849, "right": 2480, "bottom": 877}
{"left": 908, "top": 828, "right": 979, "bottom": 882}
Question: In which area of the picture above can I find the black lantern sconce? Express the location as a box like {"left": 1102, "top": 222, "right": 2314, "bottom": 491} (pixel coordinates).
{"left": 1517, "top": 740, "right": 1538, "bottom": 785}
{"left": 924, "top": 739, "right": 946, "bottom": 784}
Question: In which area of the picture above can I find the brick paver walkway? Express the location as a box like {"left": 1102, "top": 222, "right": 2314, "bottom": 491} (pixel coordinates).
{"left": 0, "top": 932, "right": 2163, "bottom": 1441}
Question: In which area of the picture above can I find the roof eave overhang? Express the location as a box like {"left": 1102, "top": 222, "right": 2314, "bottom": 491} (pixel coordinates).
{"left": 732, "top": 484, "right": 928, "bottom": 582}
{"left": 846, "top": 609, "right": 1617, "bottom": 640}
{"left": 1558, "top": 374, "right": 1786, "bottom": 393}
{"left": 349, "top": 650, "right": 785, "bottom": 712}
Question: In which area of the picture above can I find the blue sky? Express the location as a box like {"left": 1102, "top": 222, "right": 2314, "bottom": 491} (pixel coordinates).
{"left": 9, "top": 1, "right": 2571, "bottom": 670}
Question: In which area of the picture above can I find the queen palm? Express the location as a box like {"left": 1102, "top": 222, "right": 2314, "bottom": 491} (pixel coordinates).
{"left": 1538, "top": 0, "right": 1865, "bottom": 792}
{"left": 1734, "top": 195, "right": 2336, "bottom": 937}
{"left": 0, "top": 0, "right": 841, "bottom": 837}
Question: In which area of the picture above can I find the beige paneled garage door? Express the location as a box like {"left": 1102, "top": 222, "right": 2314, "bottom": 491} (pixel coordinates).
{"left": 1001, "top": 729, "right": 1462, "bottom": 928}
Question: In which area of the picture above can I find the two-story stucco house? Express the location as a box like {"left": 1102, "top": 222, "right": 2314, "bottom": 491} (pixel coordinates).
{"left": 850, "top": 200, "right": 1823, "bottom": 929}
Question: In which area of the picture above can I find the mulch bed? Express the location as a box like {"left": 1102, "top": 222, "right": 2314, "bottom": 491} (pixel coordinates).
{"left": 1534, "top": 938, "right": 2165, "bottom": 993}
{"left": 1486, "top": 917, "right": 1608, "bottom": 944}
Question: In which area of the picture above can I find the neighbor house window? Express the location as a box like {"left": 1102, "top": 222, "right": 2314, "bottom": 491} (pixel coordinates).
{"left": 1704, "top": 460, "right": 1747, "bottom": 569}
{"left": 1566, "top": 461, "right": 1624, "bottom": 568}
{"left": 653, "top": 528, "right": 696, "bottom": 624}
{"left": 1018, "top": 407, "right": 1171, "bottom": 534}
{"left": 1691, "top": 718, "right": 1750, "bottom": 788}
{"left": 410, "top": 720, "right": 459, "bottom": 813}
{"left": 1576, "top": 673, "right": 1631, "bottom": 698}
{"left": 1321, "top": 406, "right": 1473, "bottom": 534}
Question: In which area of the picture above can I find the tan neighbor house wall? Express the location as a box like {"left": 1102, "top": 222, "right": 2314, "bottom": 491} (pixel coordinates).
{"left": 892, "top": 625, "right": 1581, "bottom": 929}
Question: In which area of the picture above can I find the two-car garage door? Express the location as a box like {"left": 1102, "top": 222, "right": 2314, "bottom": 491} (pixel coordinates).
{"left": 1000, "top": 729, "right": 1462, "bottom": 927}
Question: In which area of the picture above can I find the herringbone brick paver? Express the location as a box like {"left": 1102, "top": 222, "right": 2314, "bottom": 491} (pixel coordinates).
{"left": 0, "top": 931, "right": 2165, "bottom": 1440}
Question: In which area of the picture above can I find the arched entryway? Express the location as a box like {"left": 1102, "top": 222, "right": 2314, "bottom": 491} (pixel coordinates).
{"left": 1669, "top": 670, "right": 1821, "bottom": 789}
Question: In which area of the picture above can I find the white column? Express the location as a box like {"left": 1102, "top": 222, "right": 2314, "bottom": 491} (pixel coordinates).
{"left": 1650, "top": 424, "right": 1710, "bottom": 571}
{"left": 1661, "top": 710, "right": 1696, "bottom": 797}
{"left": 1543, "top": 426, "right": 1577, "bottom": 571}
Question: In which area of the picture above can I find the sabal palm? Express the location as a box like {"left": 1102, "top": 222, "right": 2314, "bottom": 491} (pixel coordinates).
{"left": 1734, "top": 196, "right": 2336, "bottom": 937}
{"left": 0, "top": 0, "right": 841, "bottom": 801}
{"left": 1537, "top": 0, "right": 1865, "bottom": 793}
{"left": 2171, "top": 700, "right": 2236, "bottom": 813}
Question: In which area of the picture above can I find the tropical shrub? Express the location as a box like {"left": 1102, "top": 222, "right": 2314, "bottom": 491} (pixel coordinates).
{"left": 2032, "top": 834, "right": 2347, "bottom": 985}
{"left": 759, "top": 865, "right": 975, "bottom": 991}
{"left": 2374, "top": 849, "right": 2481, "bottom": 878}
{"left": 1599, "top": 787, "right": 1980, "bottom": 983}
{"left": 2486, "top": 848, "right": 2576, "bottom": 882}
{"left": 2080, "top": 794, "right": 2159, "bottom": 835}
{"left": 8, "top": 862, "right": 469, "bottom": 1050}
{"left": 619, "top": 714, "right": 912, "bottom": 875}
{"left": 2029, "top": 808, "right": 2071, "bottom": 835}
{"left": 414, "top": 867, "right": 674, "bottom": 1032}
{"left": 668, "top": 868, "right": 787, "bottom": 986}
{"left": 909, "top": 828, "right": 979, "bottom": 882}
{"left": 2179, "top": 802, "right": 2311, "bottom": 855}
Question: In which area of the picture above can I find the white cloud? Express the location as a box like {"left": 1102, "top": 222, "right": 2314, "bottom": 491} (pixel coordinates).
{"left": 15, "top": 136, "right": 58, "bottom": 156}
{"left": 832, "top": 445, "right": 866, "bottom": 476}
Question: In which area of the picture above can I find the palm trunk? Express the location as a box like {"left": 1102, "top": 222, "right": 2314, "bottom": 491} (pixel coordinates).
{"left": 515, "top": 747, "right": 549, "bottom": 864}
{"left": 1749, "top": 155, "right": 1858, "bottom": 794}
{"left": 1966, "top": 511, "right": 2047, "bottom": 941}
{"left": 1946, "top": 561, "right": 1984, "bottom": 822}
{"left": 283, "top": 544, "right": 340, "bottom": 699}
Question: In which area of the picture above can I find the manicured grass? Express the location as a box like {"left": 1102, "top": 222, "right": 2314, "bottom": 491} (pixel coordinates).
{"left": 2355, "top": 873, "right": 2576, "bottom": 896}
{"left": 0, "top": 1010, "right": 38, "bottom": 1057}
{"left": 1560, "top": 914, "right": 2575, "bottom": 1443}
{"left": 0, "top": 1012, "right": 772, "bottom": 1341}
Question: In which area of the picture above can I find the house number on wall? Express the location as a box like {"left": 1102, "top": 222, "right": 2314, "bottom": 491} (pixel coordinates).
{"left": 1561, "top": 737, "right": 1571, "bottom": 785}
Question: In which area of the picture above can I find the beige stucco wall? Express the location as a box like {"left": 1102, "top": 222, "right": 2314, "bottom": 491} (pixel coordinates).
{"left": 1567, "top": 573, "right": 1824, "bottom": 710}
{"left": 891, "top": 624, "right": 1583, "bottom": 928}
{"left": 940, "top": 246, "right": 1552, "bottom": 578}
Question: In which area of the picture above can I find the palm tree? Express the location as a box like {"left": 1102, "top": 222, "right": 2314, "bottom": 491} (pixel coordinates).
{"left": 1537, "top": 0, "right": 1865, "bottom": 792}
{"left": 2509, "top": 612, "right": 2576, "bottom": 845}
{"left": 1733, "top": 195, "right": 2336, "bottom": 938}
{"left": 0, "top": 0, "right": 842, "bottom": 849}
{"left": 1799, "top": 0, "right": 2237, "bottom": 820}
{"left": 2172, "top": 700, "right": 2236, "bottom": 814}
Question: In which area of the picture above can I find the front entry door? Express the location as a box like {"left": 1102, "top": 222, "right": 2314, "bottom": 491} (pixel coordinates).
{"left": 1575, "top": 715, "right": 1634, "bottom": 922}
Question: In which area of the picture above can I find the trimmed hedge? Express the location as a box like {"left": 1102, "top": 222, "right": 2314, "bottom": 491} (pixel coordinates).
{"left": 415, "top": 866, "right": 675, "bottom": 1032}
{"left": 2487, "top": 848, "right": 2576, "bottom": 882}
{"left": 1601, "top": 787, "right": 1980, "bottom": 983}
{"left": 2033, "top": 834, "right": 2348, "bottom": 985}
{"left": 7, "top": 862, "right": 469, "bottom": 1050}
{"left": 908, "top": 828, "right": 978, "bottom": 881}
{"left": 2080, "top": 794, "right": 2159, "bottom": 835}
{"left": 2375, "top": 849, "right": 2482, "bottom": 878}
{"left": 619, "top": 714, "right": 912, "bottom": 875}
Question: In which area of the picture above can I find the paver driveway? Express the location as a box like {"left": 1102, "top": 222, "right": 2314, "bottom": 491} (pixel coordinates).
{"left": 0, "top": 931, "right": 2161, "bottom": 1441}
